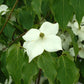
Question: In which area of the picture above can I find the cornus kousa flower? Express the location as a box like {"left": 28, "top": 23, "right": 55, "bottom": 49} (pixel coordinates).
{"left": 0, "top": 4, "right": 8, "bottom": 15}
{"left": 22, "top": 21, "right": 62, "bottom": 62}
{"left": 69, "top": 41, "right": 84, "bottom": 58}
{"left": 68, "top": 15, "right": 84, "bottom": 41}
{"left": 60, "top": 33, "right": 71, "bottom": 50}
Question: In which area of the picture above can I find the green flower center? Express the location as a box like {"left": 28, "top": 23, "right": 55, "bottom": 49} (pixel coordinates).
{"left": 39, "top": 33, "right": 44, "bottom": 38}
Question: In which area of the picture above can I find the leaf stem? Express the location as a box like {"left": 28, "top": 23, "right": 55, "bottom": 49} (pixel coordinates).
{"left": 37, "top": 69, "right": 42, "bottom": 84}
{"left": 0, "top": 0, "right": 19, "bottom": 35}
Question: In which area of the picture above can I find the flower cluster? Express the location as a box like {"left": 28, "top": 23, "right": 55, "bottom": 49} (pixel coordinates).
{"left": 60, "top": 15, "right": 84, "bottom": 59}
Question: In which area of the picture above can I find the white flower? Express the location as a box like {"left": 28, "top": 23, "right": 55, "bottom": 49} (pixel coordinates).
{"left": 68, "top": 15, "right": 84, "bottom": 41}
{"left": 0, "top": 4, "right": 8, "bottom": 15}
{"left": 60, "top": 33, "right": 72, "bottom": 50}
{"left": 69, "top": 42, "right": 84, "bottom": 58}
{"left": 23, "top": 21, "right": 62, "bottom": 62}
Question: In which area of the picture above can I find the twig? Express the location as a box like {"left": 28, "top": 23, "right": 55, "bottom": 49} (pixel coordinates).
{"left": 0, "top": 0, "right": 19, "bottom": 35}
{"left": 37, "top": 69, "right": 42, "bottom": 84}
{"left": 9, "top": 31, "right": 27, "bottom": 46}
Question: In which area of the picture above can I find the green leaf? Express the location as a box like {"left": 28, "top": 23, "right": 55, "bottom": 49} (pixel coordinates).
{"left": 50, "top": 0, "right": 73, "bottom": 30}
{"left": 0, "top": 52, "right": 9, "bottom": 77}
{"left": 67, "top": 28, "right": 79, "bottom": 60}
{"left": 6, "top": 0, "right": 16, "bottom": 8}
{"left": 57, "top": 52, "right": 79, "bottom": 84}
{"left": 37, "top": 52, "right": 57, "bottom": 84}
{"left": 31, "top": 0, "right": 42, "bottom": 19}
{"left": 41, "top": 0, "right": 50, "bottom": 17}
{"left": 22, "top": 60, "right": 39, "bottom": 84}
{"left": 6, "top": 43, "right": 25, "bottom": 84}
{"left": 23, "top": 0, "right": 32, "bottom": 6}
{"left": 17, "top": 8, "right": 35, "bottom": 29}
{"left": 0, "top": 0, "right": 4, "bottom": 4}
{"left": 80, "top": 60, "right": 84, "bottom": 78}
{"left": 3, "top": 23, "right": 15, "bottom": 39}
{"left": 70, "top": 0, "right": 84, "bottom": 24}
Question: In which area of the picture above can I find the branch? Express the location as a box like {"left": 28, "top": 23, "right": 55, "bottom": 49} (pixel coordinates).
{"left": 0, "top": 0, "right": 19, "bottom": 35}
{"left": 37, "top": 69, "right": 42, "bottom": 84}
{"left": 9, "top": 31, "right": 27, "bottom": 46}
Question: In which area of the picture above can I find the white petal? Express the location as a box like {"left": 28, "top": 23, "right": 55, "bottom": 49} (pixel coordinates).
{"left": 22, "top": 29, "right": 40, "bottom": 42}
{"left": 43, "top": 35, "right": 62, "bottom": 52}
{"left": 77, "top": 30, "right": 84, "bottom": 41}
{"left": 81, "top": 16, "right": 84, "bottom": 23}
{"left": 72, "top": 22, "right": 79, "bottom": 35}
{"left": 60, "top": 33, "right": 71, "bottom": 50}
{"left": 40, "top": 21, "right": 59, "bottom": 35}
{"left": 79, "top": 48, "right": 84, "bottom": 58}
{"left": 69, "top": 48, "right": 75, "bottom": 57}
{"left": 23, "top": 40, "right": 44, "bottom": 62}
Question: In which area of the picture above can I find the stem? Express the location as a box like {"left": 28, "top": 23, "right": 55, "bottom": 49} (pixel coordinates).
{"left": 0, "top": 0, "right": 19, "bottom": 35}
{"left": 37, "top": 69, "right": 42, "bottom": 84}
{"left": 9, "top": 31, "right": 27, "bottom": 46}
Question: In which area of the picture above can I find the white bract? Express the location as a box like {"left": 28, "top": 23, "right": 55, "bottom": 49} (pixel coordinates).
{"left": 69, "top": 42, "right": 84, "bottom": 58}
{"left": 23, "top": 21, "right": 62, "bottom": 62}
{"left": 60, "top": 33, "right": 71, "bottom": 50}
{"left": 68, "top": 15, "right": 84, "bottom": 41}
{"left": 0, "top": 4, "right": 8, "bottom": 15}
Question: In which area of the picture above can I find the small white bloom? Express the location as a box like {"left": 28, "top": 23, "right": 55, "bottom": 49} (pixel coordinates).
{"left": 60, "top": 33, "right": 72, "bottom": 50}
{"left": 0, "top": 4, "right": 8, "bottom": 15}
{"left": 23, "top": 21, "right": 62, "bottom": 62}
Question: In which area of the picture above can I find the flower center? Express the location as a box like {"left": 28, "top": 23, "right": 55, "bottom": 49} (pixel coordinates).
{"left": 39, "top": 32, "right": 44, "bottom": 38}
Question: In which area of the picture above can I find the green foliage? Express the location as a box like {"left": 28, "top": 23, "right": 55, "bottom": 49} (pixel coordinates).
{"left": 50, "top": 0, "right": 73, "bottom": 30}
{"left": 37, "top": 52, "right": 57, "bottom": 84}
{"left": 80, "top": 60, "right": 84, "bottom": 78}
{"left": 0, "top": 52, "right": 9, "bottom": 77}
{"left": 0, "top": 0, "right": 4, "bottom": 4}
{"left": 56, "top": 52, "right": 79, "bottom": 84}
{"left": 3, "top": 23, "right": 15, "bottom": 39}
{"left": 6, "top": 0, "right": 16, "bottom": 8}
{"left": 22, "top": 60, "right": 39, "bottom": 84}
{"left": 0, "top": 0, "right": 84, "bottom": 84}
{"left": 31, "top": 0, "right": 42, "bottom": 19}
{"left": 70, "top": 0, "right": 84, "bottom": 24}
{"left": 6, "top": 43, "right": 25, "bottom": 84}
{"left": 17, "top": 8, "right": 35, "bottom": 29}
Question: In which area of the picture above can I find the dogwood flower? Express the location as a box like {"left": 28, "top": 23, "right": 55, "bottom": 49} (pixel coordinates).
{"left": 68, "top": 15, "right": 84, "bottom": 41}
{"left": 60, "top": 33, "right": 72, "bottom": 50}
{"left": 0, "top": 4, "right": 8, "bottom": 15}
{"left": 69, "top": 41, "right": 84, "bottom": 58}
{"left": 23, "top": 21, "right": 62, "bottom": 62}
